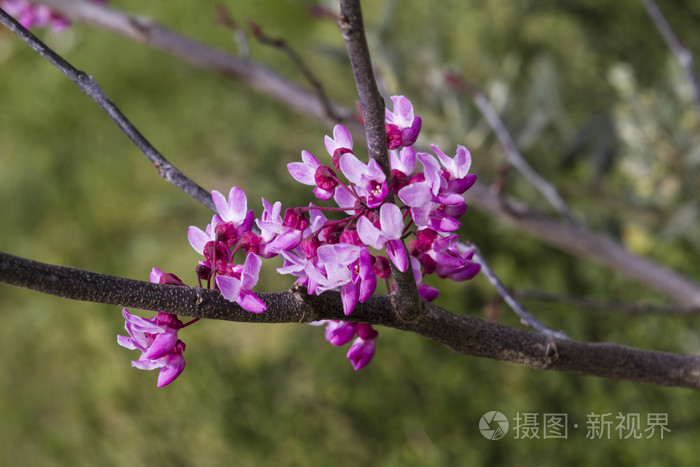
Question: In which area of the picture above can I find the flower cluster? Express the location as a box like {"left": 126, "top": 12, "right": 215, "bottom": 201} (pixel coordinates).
{"left": 2, "top": 0, "right": 107, "bottom": 32}
{"left": 117, "top": 268, "right": 189, "bottom": 387}
{"left": 118, "top": 95, "right": 480, "bottom": 385}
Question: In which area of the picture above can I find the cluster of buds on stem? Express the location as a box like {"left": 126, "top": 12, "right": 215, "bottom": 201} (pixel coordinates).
{"left": 118, "top": 95, "right": 480, "bottom": 386}
{"left": 1, "top": 0, "right": 108, "bottom": 32}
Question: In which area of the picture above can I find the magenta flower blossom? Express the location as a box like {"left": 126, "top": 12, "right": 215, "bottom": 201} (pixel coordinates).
{"left": 324, "top": 124, "right": 354, "bottom": 169}
{"left": 385, "top": 95, "right": 422, "bottom": 148}
{"left": 212, "top": 187, "right": 255, "bottom": 235}
{"left": 216, "top": 253, "right": 267, "bottom": 313}
{"left": 307, "top": 243, "right": 360, "bottom": 293}
{"left": 287, "top": 150, "right": 338, "bottom": 200}
{"left": 117, "top": 309, "right": 186, "bottom": 387}
{"left": 2, "top": 0, "right": 69, "bottom": 31}
{"left": 339, "top": 246, "right": 376, "bottom": 315}
{"left": 339, "top": 153, "right": 388, "bottom": 208}
{"left": 324, "top": 320, "right": 357, "bottom": 346}
{"left": 131, "top": 342, "right": 186, "bottom": 388}
{"left": 119, "top": 94, "right": 482, "bottom": 381}
{"left": 150, "top": 267, "right": 186, "bottom": 286}
{"left": 390, "top": 146, "right": 417, "bottom": 175}
{"left": 357, "top": 203, "right": 408, "bottom": 272}
{"left": 409, "top": 256, "right": 440, "bottom": 301}
{"left": 346, "top": 323, "right": 378, "bottom": 370}
{"left": 187, "top": 215, "right": 220, "bottom": 255}
{"left": 255, "top": 198, "right": 304, "bottom": 255}
{"left": 431, "top": 144, "right": 477, "bottom": 194}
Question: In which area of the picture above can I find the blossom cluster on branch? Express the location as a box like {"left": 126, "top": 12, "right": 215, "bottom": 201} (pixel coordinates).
{"left": 118, "top": 95, "right": 480, "bottom": 386}
{"left": 1, "top": 0, "right": 107, "bottom": 32}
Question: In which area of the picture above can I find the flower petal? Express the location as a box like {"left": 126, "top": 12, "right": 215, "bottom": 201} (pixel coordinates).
{"left": 237, "top": 291, "right": 267, "bottom": 313}
{"left": 156, "top": 354, "right": 186, "bottom": 387}
{"left": 216, "top": 275, "right": 242, "bottom": 302}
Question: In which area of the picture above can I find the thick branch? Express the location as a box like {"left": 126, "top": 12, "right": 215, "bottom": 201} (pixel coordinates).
{"left": 2, "top": 250, "right": 699, "bottom": 390}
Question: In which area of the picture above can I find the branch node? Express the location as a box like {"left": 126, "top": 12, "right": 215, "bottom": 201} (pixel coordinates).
{"left": 541, "top": 338, "right": 559, "bottom": 370}
{"left": 194, "top": 286, "right": 204, "bottom": 306}
{"left": 391, "top": 292, "right": 425, "bottom": 323}
{"left": 289, "top": 283, "right": 314, "bottom": 322}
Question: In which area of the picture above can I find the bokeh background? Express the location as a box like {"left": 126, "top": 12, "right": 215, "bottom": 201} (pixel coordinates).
{"left": 1, "top": 0, "right": 700, "bottom": 465}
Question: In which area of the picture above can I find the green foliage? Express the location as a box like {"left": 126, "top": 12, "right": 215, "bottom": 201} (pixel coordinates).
{"left": 1, "top": 1, "right": 699, "bottom": 465}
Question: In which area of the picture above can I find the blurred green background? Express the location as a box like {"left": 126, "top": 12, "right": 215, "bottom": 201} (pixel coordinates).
{"left": 1, "top": 0, "right": 700, "bottom": 465}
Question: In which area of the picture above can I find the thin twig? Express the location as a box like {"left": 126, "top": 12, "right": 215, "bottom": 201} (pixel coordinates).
{"left": 247, "top": 19, "right": 340, "bottom": 122}
{"left": 458, "top": 242, "right": 569, "bottom": 340}
{"left": 446, "top": 72, "right": 579, "bottom": 225}
{"left": 32, "top": 0, "right": 354, "bottom": 128}
{"left": 515, "top": 289, "right": 700, "bottom": 316}
{"left": 338, "top": 0, "right": 389, "bottom": 174}
{"left": 0, "top": 7, "right": 215, "bottom": 211}
{"left": 338, "top": 0, "right": 422, "bottom": 322}
{"left": 215, "top": 3, "right": 250, "bottom": 58}
{"left": 2, "top": 249, "right": 699, "bottom": 390}
{"left": 641, "top": 0, "right": 700, "bottom": 118}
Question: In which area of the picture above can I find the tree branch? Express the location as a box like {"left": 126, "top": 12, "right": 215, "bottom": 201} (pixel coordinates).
{"left": 247, "top": 19, "right": 341, "bottom": 122}
{"left": 468, "top": 244, "right": 568, "bottom": 340}
{"left": 515, "top": 289, "right": 700, "bottom": 315}
{"left": 338, "top": 0, "right": 422, "bottom": 321}
{"left": 338, "top": 0, "right": 389, "bottom": 174}
{"left": 641, "top": 0, "right": 700, "bottom": 118}
{"left": 446, "top": 73, "right": 578, "bottom": 225}
{"left": 2, "top": 250, "right": 699, "bottom": 390}
{"left": 468, "top": 182, "right": 700, "bottom": 306}
{"left": 33, "top": 0, "right": 354, "bottom": 128}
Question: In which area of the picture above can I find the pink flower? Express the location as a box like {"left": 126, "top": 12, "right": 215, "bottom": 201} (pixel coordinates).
{"left": 409, "top": 256, "right": 439, "bottom": 301}
{"left": 356, "top": 203, "right": 408, "bottom": 272}
{"left": 385, "top": 95, "right": 422, "bottom": 148}
{"left": 430, "top": 144, "right": 477, "bottom": 194}
{"left": 346, "top": 323, "right": 378, "bottom": 370}
{"left": 187, "top": 215, "right": 232, "bottom": 265}
{"left": 324, "top": 320, "right": 357, "bottom": 346}
{"left": 306, "top": 243, "right": 360, "bottom": 294}
{"left": 117, "top": 309, "right": 186, "bottom": 387}
{"left": 324, "top": 124, "right": 354, "bottom": 170}
{"left": 339, "top": 246, "right": 376, "bottom": 315}
{"left": 131, "top": 343, "right": 186, "bottom": 388}
{"left": 255, "top": 198, "right": 304, "bottom": 255}
{"left": 390, "top": 146, "right": 417, "bottom": 175}
{"left": 216, "top": 253, "right": 267, "bottom": 313}
{"left": 287, "top": 150, "right": 338, "bottom": 200}
{"left": 150, "top": 267, "right": 185, "bottom": 286}
{"left": 212, "top": 187, "right": 254, "bottom": 235}
{"left": 339, "top": 153, "right": 388, "bottom": 208}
